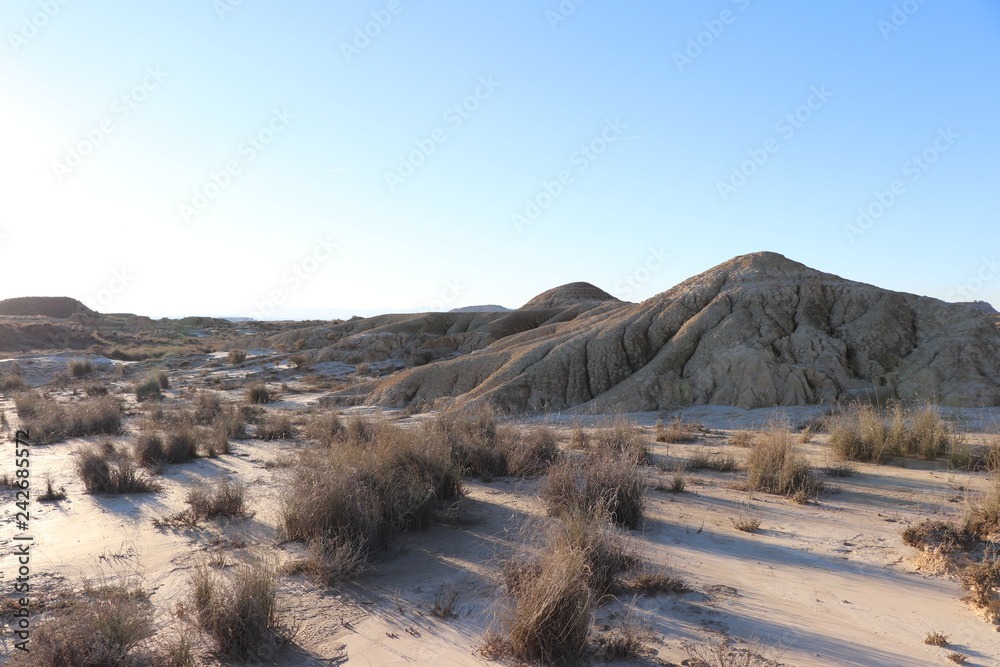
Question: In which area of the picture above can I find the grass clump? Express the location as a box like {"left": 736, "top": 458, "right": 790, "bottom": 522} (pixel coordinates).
{"left": 923, "top": 630, "right": 949, "bottom": 646}
{"left": 729, "top": 430, "right": 757, "bottom": 447}
{"left": 829, "top": 402, "right": 956, "bottom": 464}
{"left": 11, "top": 581, "right": 153, "bottom": 667}
{"left": 962, "top": 478, "right": 1000, "bottom": 539}
{"left": 686, "top": 450, "right": 740, "bottom": 472}
{"left": 484, "top": 545, "right": 594, "bottom": 666}
{"left": 134, "top": 378, "right": 162, "bottom": 402}
{"left": 68, "top": 359, "right": 94, "bottom": 378}
{"left": 186, "top": 480, "right": 248, "bottom": 520}
{"left": 246, "top": 382, "right": 271, "bottom": 405}
{"left": 194, "top": 390, "right": 222, "bottom": 424}
{"left": 542, "top": 456, "right": 645, "bottom": 529}
{"left": 730, "top": 501, "right": 763, "bottom": 533}
{"left": 38, "top": 476, "right": 67, "bottom": 501}
{"left": 16, "top": 394, "right": 123, "bottom": 444}
{"left": 432, "top": 408, "right": 558, "bottom": 479}
{"left": 227, "top": 349, "right": 247, "bottom": 364}
{"left": 303, "top": 411, "right": 345, "bottom": 447}
{"left": 625, "top": 561, "right": 690, "bottom": 594}
{"left": 745, "top": 427, "right": 822, "bottom": 500}
{"left": 486, "top": 507, "right": 635, "bottom": 665}
{"left": 256, "top": 412, "right": 296, "bottom": 440}
{"left": 190, "top": 557, "right": 290, "bottom": 660}
{"left": 0, "top": 371, "right": 30, "bottom": 394}
{"left": 75, "top": 443, "right": 160, "bottom": 494}
{"left": 655, "top": 418, "right": 700, "bottom": 444}
{"left": 278, "top": 417, "right": 461, "bottom": 576}
{"left": 593, "top": 417, "right": 649, "bottom": 465}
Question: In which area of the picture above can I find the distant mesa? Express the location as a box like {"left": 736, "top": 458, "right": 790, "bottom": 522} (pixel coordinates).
{"left": 0, "top": 296, "right": 98, "bottom": 319}
{"left": 518, "top": 282, "right": 620, "bottom": 310}
{"left": 449, "top": 305, "right": 512, "bottom": 313}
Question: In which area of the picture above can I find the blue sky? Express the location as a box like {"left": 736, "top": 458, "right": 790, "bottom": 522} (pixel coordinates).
{"left": 1, "top": 1, "right": 998, "bottom": 318}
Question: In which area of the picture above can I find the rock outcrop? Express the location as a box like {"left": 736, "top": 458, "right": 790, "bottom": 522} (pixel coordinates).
{"left": 355, "top": 252, "right": 1000, "bottom": 410}
{"left": 0, "top": 297, "right": 98, "bottom": 319}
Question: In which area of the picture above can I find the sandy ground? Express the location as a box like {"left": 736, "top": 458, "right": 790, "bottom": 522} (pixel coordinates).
{"left": 1, "top": 366, "right": 1000, "bottom": 666}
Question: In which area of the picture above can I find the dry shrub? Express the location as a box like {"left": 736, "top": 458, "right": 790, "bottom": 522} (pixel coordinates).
{"left": 201, "top": 423, "right": 232, "bottom": 457}
{"left": 164, "top": 429, "right": 198, "bottom": 464}
{"left": 682, "top": 635, "right": 783, "bottom": 667}
{"left": 0, "top": 371, "right": 30, "bottom": 394}
{"left": 132, "top": 432, "right": 166, "bottom": 468}
{"left": 194, "top": 390, "right": 222, "bottom": 424}
{"left": 829, "top": 402, "right": 956, "bottom": 463}
{"left": 186, "top": 480, "right": 247, "bottom": 520}
{"left": 593, "top": 417, "right": 648, "bottom": 465}
{"left": 730, "top": 501, "right": 763, "bottom": 533}
{"left": 75, "top": 443, "right": 160, "bottom": 494}
{"left": 506, "top": 427, "right": 560, "bottom": 477}
{"left": 485, "top": 545, "right": 595, "bottom": 666}
{"left": 625, "top": 561, "right": 690, "bottom": 594}
{"left": 958, "top": 555, "right": 1000, "bottom": 622}
{"left": 432, "top": 409, "right": 557, "bottom": 479}
{"left": 134, "top": 378, "right": 162, "bottom": 402}
{"left": 256, "top": 412, "right": 296, "bottom": 440}
{"left": 963, "top": 479, "right": 1000, "bottom": 539}
{"left": 11, "top": 581, "right": 153, "bottom": 667}
{"left": 17, "top": 395, "right": 123, "bottom": 444}
{"left": 227, "top": 349, "right": 247, "bottom": 364}
{"left": 68, "top": 359, "right": 94, "bottom": 378}
{"left": 597, "top": 608, "right": 648, "bottom": 660}
{"left": 686, "top": 450, "right": 740, "bottom": 472}
{"left": 745, "top": 427, "right": 822, "bottom": 500}
{"left": 84, "top": 382, "right": 109, "bottom": 397}
{"left": 287, "top": 537, "right": 368, "bottom": 584}
{"left": 303, "top": 411, "right": 345, "bottom": 447}
{"left": 542, "top": 456, "right": 644, "bottom": 529}
{"left": 488, "top": 506, "right": 635, "bottom": 665}
{"left": 190, "top": 557, "right": 290, "bottom": 660}
{"left": 902, "top": 520, "right": 975, "bottom": 553}
{"left": 246, "top": 382, "right": 271, "bottom": 404}
{"left": 655, "top": 418, "right": 700, "bottom": 444}
{"left": 279, "top": 418, "right": 461, "bottom": 571}
{"left": 729, "top": 430, "right": 757, "bottom": 447}
{"left": 924, "top": 630, "right": 949, "bottom": 646}
{"left": 215, "top": 404, "right": 248, "bottom": 440}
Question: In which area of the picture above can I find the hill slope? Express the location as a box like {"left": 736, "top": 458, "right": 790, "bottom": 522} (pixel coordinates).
{"left": 361, "top": 252, "right": 1000, "bottom": 410}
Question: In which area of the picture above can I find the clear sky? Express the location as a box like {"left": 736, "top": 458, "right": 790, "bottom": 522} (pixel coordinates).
{"left": 1, "top": 1, "right": 998, "bottom": 319}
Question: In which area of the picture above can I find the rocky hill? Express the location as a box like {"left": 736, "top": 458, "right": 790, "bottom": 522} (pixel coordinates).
{"left": 0, "top": 296, "right": 98, "bottom": 319}
{"left": 349, "top": 252, "right": 1000, "bottom": 411}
